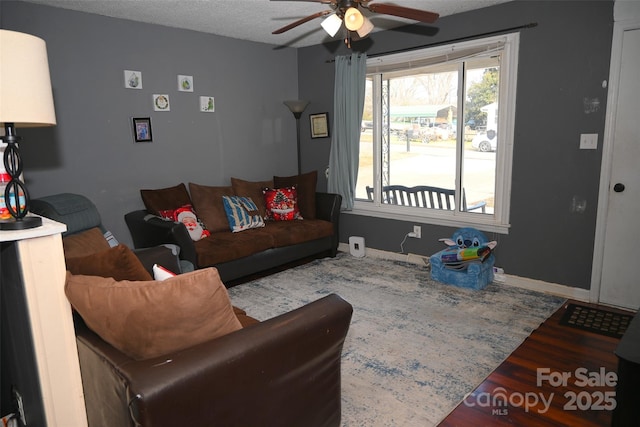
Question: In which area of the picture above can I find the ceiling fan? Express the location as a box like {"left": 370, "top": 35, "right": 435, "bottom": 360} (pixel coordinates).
{"left": 271, "top": 0, "right": 439, "bottom": 46}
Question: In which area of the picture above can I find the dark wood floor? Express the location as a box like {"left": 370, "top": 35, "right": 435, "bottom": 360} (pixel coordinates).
{"left": 439, "top": 300, "right": 635, "bottom": 427}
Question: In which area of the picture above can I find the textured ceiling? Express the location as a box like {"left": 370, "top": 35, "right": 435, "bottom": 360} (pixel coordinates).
{"left": 22, "top": 0, "right": 513, "bottom": 48}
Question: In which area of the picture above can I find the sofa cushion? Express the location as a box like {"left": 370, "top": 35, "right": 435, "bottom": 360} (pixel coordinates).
{"left": 222, "top": 196, "right": 265, "bottom": 232}
{"left": 66, "top": 244, "right": 153, "bottom": 281}
{"left": 264, "top": 219, "right": 334, "bottom": 247}
{"left": 150, "top": 264, "right": 257, "bottom": 325}
{"left": 230, "top": 177, "right": 273, "bottom": 219}
{"left": 140, "top": 183, "right": 192, "bottom": 216}
{"left": 65, "top": 267, "right": 242, "bottom": 361}
{"left": 63, "top": 227, "right": 111, "bottom": 259}
{"left": 194, "top": 228, "right": 274, "bottom": 266}
{"left": 274, "top": 171, "right": 317, "bottom": 219}
{"left": 189, "top": 183, "right": 235, "bottom": 233}
{"left": 158, "top": 204, "right": 211, "bottom": 241}
{"left": 263, "top": 187, "right": 302, "bottom": 221}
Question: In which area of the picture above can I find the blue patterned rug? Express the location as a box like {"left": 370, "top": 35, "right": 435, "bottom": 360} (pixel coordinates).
{"left": 227, "top": 252, "right": 565, "bottom": 426}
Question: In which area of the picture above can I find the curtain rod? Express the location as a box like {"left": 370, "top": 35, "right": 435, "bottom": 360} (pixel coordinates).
{"left": 325, "top": 22, "right": 538, "bottom": 63}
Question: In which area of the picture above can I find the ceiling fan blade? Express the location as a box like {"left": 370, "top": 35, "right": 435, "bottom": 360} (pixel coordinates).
{"left": 367, "top": 3, "right": 439, "bottom": 23}
{"left": 272, "top": 10, "right": 333, "bottom": 34}
{"left": 270, "top": 0, "right": 334, "bottom": 3}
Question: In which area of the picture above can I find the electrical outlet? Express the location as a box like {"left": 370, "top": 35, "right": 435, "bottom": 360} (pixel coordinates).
{"left": 12, "top": 387, "right": 26, "bottom": 425}
{"left": 579, "top": 133, "right": 598, "bottom": 150}
{"left": 413, "top": 225, "right": 421, "bottom": 239}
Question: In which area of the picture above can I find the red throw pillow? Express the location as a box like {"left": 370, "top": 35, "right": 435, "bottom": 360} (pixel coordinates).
{"left": 159, "top": 204, "right": 211, "bottom": 241}
{"left": 274, "top": 171, "right": 317, "bottom": 219}
{"left": 263, "top": 187, "right": 302, "bottom": 221}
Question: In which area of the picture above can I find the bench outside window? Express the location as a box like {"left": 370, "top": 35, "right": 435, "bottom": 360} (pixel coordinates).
{"left": 366, "top": 185, "right": 486, "bottom": 213}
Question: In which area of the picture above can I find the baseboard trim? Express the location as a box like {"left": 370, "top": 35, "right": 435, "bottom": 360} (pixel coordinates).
{"left": 496, "top": 274, "right": 590, "bottom": 302}
{"left": 337, "top": 244, "right": 590, "bottom": 302}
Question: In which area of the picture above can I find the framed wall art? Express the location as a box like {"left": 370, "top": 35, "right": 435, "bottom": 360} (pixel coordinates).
{"left": 178, "top": 75, "right": 194, "bottom": 92}
{"left": 310, "top": 112, "right": 330, "bottom": 138}
{"left": 132, "top": 117, "right": 153, "bottom": 143}
{"left": 124, "top": 70, "right": 142, "bottom": 89}
{"left": 153, "top": 94, "right": 170, "bottom": 111}
{"left": 200, "top": 96, "right": 215, "bottom": 112}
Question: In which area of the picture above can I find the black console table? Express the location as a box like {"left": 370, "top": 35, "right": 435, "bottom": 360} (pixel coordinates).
{"left": 613, "top": 311, "right": 640, "bottom": 426}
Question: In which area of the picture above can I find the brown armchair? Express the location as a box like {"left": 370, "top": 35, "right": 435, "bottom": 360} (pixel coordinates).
{"left": 75, "top": 293, "right": 353, "bottom": 426}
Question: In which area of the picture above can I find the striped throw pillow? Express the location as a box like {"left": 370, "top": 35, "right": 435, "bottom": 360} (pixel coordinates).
{"left": 222, "top": 196, "right": 265, "bottom": 232}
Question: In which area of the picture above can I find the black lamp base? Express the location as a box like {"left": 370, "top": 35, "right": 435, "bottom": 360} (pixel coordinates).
{"left": 0, "top": 216, "right": 42, "bottom": 230}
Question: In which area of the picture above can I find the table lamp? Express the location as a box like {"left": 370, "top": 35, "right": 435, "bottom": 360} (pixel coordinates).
{"left": 0, "top": 30, "right": 57, "bottom": 230}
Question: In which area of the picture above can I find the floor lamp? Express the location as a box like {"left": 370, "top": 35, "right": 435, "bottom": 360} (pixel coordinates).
{"left": 283, "top": 100, "right": 309, "bottom": 175}
{"left": 0, "top": 30, "right": 57, "bottom": 230}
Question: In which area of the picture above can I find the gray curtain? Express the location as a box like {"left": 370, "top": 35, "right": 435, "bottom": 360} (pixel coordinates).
{"left": 328, "top": 53, "right": 367, "bottom": 210}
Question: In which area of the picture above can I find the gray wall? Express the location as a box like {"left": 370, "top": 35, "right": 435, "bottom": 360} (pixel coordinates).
{"left": 297, "top": 0, "right": 613, "bottom": 290}
{"left": 3, "top": 1, "right": 614, "bottom": 291}
{"left": 2, "top": 1, "right": 301, "bottom": 245}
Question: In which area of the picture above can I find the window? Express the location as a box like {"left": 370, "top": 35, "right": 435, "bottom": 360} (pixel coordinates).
{"left": 354, "top": 34, "right": 518, "bottom": 233}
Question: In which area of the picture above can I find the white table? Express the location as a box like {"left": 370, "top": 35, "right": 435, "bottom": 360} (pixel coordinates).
{"left": 0, "top": 216, "right": 87, "bottom": 426}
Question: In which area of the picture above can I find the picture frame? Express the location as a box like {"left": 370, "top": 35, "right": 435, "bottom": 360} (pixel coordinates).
{"left": 178, "top": 75, "right": 194, "bottom": 92}
{"left": 124, "top": 70, "right": 142, "bottom": 89}
{"left": 310, "top": 113, "right": 330, "bottom": 138}
{"left": 200, "top": 96, "right": 215, "bottom": 112}
{"left": 132, "top": 117, "right": 153, "bottom": 143}
{"left": 153, "top": 94, "right": 170, "bottom": 111}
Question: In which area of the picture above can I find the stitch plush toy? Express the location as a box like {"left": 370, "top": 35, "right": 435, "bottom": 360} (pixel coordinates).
{"left": 430, "top": 227, "right": 497, "bottom": 290}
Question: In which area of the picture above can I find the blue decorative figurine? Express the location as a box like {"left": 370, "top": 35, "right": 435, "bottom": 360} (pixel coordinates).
{"left": 430, "top": 227, "right": 497, "bottom": 290}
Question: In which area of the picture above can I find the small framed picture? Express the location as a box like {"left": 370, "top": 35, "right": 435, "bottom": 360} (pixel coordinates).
{"left": 124, "top": 70, "right": 142, "bottom": 89}
{"left": 153, "top": 94, "right": 170, "bottom": 111}
{"left": 178, "top": 75, "right": 194, "bottom": 92}
{"left": 200, "top": 96, "right": 215, "bottom": 112}
{"left": 132, "top": 117, "right": 152, "bottom": 142}
{"left": 310, "top": 112, "right": 330, "bottom": 138}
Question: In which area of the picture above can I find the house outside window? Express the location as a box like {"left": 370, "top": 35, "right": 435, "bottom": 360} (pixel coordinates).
{"left": 354, "top": 34, "right": 519, "bottom": 234}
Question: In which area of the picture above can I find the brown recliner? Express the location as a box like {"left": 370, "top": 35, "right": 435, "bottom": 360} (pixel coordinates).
{"left": 75, "top": 293, "right": 353, "bottom": 427}
{"left": 30, "top": 192, "right": 188, "bottom": 274}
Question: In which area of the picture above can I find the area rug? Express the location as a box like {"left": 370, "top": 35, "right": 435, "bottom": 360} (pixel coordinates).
{"left": 227, "top": 252, "right": 565, "bottom": 426}
{"left": 559, "top": 303, "right": 632, "bottom": 338}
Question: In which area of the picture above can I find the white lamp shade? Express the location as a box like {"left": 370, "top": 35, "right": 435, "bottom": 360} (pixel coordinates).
{"left": 321, "top": 14, "right": 343, "bottom": 37}
{"left": 0, "top": 30, "right": 56, "bottom": 127}
{"left": 357, "top": 16, "right": 374, "bottom": 38}
{"left": 344, "top": 7, "right": 364, "bottom": 31}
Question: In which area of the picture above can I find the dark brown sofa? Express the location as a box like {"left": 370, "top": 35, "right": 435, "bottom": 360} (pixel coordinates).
{"left": 124, "top": 174, "right": 342, "bottom": 282}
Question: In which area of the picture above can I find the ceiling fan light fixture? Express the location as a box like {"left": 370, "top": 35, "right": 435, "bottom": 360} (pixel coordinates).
{"left": 321, "top": 13, "right": 343, "bottom": 37}
{"left": 344, "top": 7, "right": 364, "bottom": 31}
{"left": 356, "top": 15, "right": 374, "bottom": 37}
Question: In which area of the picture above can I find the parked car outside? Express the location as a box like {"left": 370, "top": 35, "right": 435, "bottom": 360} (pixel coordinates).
{"left": 433, "top": 123, "right": 453, "bottom": 140}
{"left": 361, "top": 120, "right": 373, "bottom": 132}
{"left": 471, "top": 130, "right": 497, "bottom": 152}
